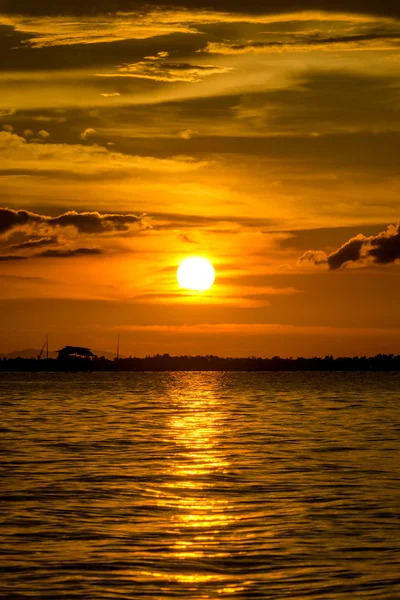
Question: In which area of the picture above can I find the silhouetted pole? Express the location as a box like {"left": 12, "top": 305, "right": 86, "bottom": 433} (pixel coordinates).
{"left": 46, "top": 334, "right": 48, "bottom": 360}
{"left": 117, "top": 334, "right": 120, "bottom": 360}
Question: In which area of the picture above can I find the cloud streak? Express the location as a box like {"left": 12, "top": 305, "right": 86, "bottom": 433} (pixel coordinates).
{"left": 0, "top": 254, "right": 28, "bottom": 261}
{"left": 202, "top": 33, "right": 400, "bottom": 54}
{"left": 0, "top": 132, "right": 207, "bottom": 177}
{"left": 105, "top": 323, "right": 400, "bottom": 336}
{"left": 10, "top": 236, "right": 58, "bottom": 250}
{"left": 37, "top": 247, "right": 103, "bottom": 258}
{"left": 97, "top": 60, "right": 232, "bottom": 83}
{"left": 1, "top": 10, "right": 395, "bottom": 48}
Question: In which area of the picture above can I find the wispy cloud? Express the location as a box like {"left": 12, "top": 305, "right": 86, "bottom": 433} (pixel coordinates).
{"left": 97, "top": 60, "right": 232, "bottom": 83}
{"left": 0, "top": 254, "right": 27, "bottom": 261}
{"left": 106, "top": 323, "right": 400, "bottom": 336}
{"left": 0, "top": 12, "right": 197, "bottom": 47}
{"left": 203, "top": 33, "right": 400, "bottom": 54}
{"left": 37, "top": 247, "right": 103, "bottom": 258}
{"left": 1, "top": 11, "right": 394, "bottom": 48}
{"left": 0, "top": 131, "right": 207, "bottom": 176}
{"left": 80, "top": 128, "right": 96, "bottom": 140}
{"left": 10, "top": 236, "right": 58, "bottom": 250}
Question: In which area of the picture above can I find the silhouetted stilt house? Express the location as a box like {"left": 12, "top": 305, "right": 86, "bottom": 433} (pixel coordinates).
{"left": 57, "top": 346, "right": 95, "bottom": 360}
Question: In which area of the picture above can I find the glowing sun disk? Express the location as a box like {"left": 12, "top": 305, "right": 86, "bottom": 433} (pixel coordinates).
{"left": 177, "top": 257, "right": 215, "bottom": 291}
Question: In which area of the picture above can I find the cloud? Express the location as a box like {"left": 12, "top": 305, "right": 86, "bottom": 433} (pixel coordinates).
{"left": 145, "top": 51, "right": 170, "bottom": 60}
{"left": 298, "top": 223, "right": 400, "bottom": 269}
{"left": 38, "top": 129, "right": 50, "bottom": 139}
{"left": 0, "top": 246, "right": 103, "bottom": 260}
{"left": 80, "top": 128, "right": 96, "bottom": 140}
{"left": 10, "top": 236, "right": 58, "bottom": 250}
{"left": 49, "top": 211, "right": 144, "bottom": 233}
{"left": 0, "top": 11, "right": 198, "bottom": 48}
{"left": 0, "top": 210, "right": 110, "bottom": 258}
{"left": 1, "top": 11, "right": 396, "bottom": 50}
{"left": 100, "top": 93, "right": 120, "bottom": 97}
{"left": 178, "top": 129, "right": 198, "bottom": 139}
{"left": 230, "top": 70, "right": 400, "bottom": 136}
{"left": 151, "top": 211, "right": 276, "bottom": 230}
{"left": 2, "top": 124, "right": 14, "bottom": 132}
{"left": 0, "top": 131, "right": 207, "bottom": 176}
{"left": 32, "top": 115, "right": 67, "bottom": 123}
{"left": 0, "top": 109, "right": 16, "bottom": 118}
{"left": 0, "top": 275, "right": 49, "bottom": 282}
{"left": 37, "top": 247, "right": 103, "bottom": 258}
{"left": 297, "top": 250, "right": 329, "bottom": 267}
{"left": 0, "top": 254, "right": 28, "bottom": 261}
{"left": 106, "top": 323, "right": 400, "bottom": 336}
{"left": 202, "top": 33, "right": 400, "bottom": 54}
{"left": 0, "top": 207, "right": 145, "bottom": 236}
{"left": 97, "top": 60, "right": 232, "bottom": 83}
{"left": 178, "top": 233, "right": 197, "bottom": 244}
{"left": 369, "top": 224, "right": 400, "bottom": 264}
{"left": 0, "top": 208, "right": 113, "bottom": 260}
{"left": 0, "top": 208, "right": 38, "bottom": 234}
{"left": 327, "top": 236, "right": 365, "bottom": 269}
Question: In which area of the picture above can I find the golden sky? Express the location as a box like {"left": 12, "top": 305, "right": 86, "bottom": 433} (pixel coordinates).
{"left": 1, "top": 0, "right": 400, "bottom": 356}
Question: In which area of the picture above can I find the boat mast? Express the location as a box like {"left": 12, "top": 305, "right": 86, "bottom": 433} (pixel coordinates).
{"left": 46, "top": 334, "right": 49, "bottom": 360}
{"left": 117, "top": 334, "right": 120, "bottom": 360}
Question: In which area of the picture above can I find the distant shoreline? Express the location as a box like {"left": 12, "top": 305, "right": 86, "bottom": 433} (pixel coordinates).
{"left": 1, "top": 354, "right": 400, "bottom": 372}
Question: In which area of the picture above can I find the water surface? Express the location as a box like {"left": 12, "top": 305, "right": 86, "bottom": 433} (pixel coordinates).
{"left": 1, "top": 372, "right": 400, "bottom": 599}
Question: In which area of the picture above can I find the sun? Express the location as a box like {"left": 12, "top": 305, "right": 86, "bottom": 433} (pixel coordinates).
{"left": 177, "top": 257, "right": 215, "bottom": 292}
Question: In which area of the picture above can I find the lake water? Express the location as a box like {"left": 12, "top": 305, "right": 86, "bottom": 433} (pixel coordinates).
{"left": 1, "top": 372, "right": 400, "bottom": 599}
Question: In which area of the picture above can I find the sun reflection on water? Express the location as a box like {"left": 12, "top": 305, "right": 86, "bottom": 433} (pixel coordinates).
{"left": 2, "top": 373, "right": 400, "bottom": 599}
{"left": 146, "top": 373, "right": 240, "bottom": 590}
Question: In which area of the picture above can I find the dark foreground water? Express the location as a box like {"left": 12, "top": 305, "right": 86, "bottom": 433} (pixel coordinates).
{"left": 1, "top": 372, "right": 400, "bottom": 599}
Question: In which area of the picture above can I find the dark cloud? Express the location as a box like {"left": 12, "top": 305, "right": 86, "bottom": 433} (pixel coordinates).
{"left": 0, "top": 254, "right": 28, "bottom": 261}
{"left": 327, "top": 237, "right": 364, "bottom": 270}
{"left": 369, "top": 225, "right": 400, "bottom": 264}
{"left": 150, "top": 211, "right": 276, "bottom": 228}
{"left": 7, "top": 71, "right": 400, "bottom": 154}
{"left": 1, "top": 0, "right": 399, "bottom": 18}
{"left": 10, "top": 236, "right": 58, "bottom": 250}
{"left": 275, "top": 224, "right": 388, "bottom": 252}
{"left": 101, "top": 60, "right": 231, "bottom": 82}
{"left": 230, "top": 71, "right": 400, "bottom": 137}
{"left": 0, "top": 274, "right": 50, "bottom": 281}
{"left": 49, "top": 211, "right": 142, "bottom": 233}
{"left": 109, "top": 128, "right": 400, "bottom": 172}
{"left": 204, "top": 33, "right": 400, "bottom": 53}
{"left": 0, "top": 31, "right": 206, "bottom": 72}
{"left": 0, "top": 208, "right": 40, "bottom": 234}
{"left": 0, "top": 207, "right": 143, "bottom": 235}
{"left": 36, "top": 247, "right": 103, "bottom": 258}
{"left": 298, "top": 223, "right": 400, "bottom": 269}
{"left": 178, "top": 233, "right": 197, "bottom": 244}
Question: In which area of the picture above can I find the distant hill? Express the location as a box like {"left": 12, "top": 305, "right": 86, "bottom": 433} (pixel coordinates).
{"left": 0, "top": 348, "right": 120, "bottom": 360}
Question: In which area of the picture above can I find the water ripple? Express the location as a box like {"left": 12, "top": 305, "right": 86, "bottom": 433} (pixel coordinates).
{"left": 1, "top": 372, "right": 400, "bottom": 599}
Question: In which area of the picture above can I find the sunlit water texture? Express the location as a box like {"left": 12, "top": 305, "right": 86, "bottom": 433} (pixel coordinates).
{"left": 1, "top": 372, "right": 400, "bottom": 599}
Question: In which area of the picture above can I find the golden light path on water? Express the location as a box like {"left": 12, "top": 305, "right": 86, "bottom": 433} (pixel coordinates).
{"left": 140, "top": 374, "right": 248, "bottom": 595}
{"left": 2, "top": 372, "right": 400, "bottom": 599}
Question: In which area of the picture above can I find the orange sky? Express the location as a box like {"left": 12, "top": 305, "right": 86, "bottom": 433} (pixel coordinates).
{"left": 1, "top": 1, "right": 400, "bottom": 357}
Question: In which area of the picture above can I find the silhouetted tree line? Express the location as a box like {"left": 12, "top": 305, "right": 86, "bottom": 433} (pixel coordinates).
{"left": 2, "top": 353, "right": 400, "bottom": 371}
